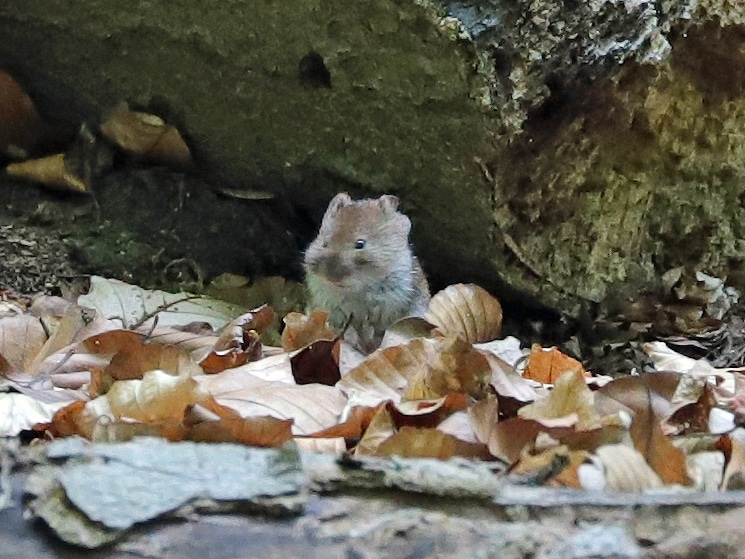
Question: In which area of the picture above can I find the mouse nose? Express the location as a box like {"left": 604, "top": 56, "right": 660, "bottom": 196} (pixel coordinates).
{"left": 319, "top": 255, "right": 351, "bottom": 283}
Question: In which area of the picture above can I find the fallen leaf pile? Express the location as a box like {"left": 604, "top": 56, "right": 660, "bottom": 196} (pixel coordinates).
{"left": 2, "top": 276, "right": 744, "bottom": 493}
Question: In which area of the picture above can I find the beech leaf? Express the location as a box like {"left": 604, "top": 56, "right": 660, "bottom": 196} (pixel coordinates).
{"left": 424, "top": 283, "right": 503, "bottom": 343}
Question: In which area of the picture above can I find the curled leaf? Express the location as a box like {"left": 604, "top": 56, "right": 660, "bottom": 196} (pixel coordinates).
{"left": 282, "top": 310, "right": 336, "bottom": 351}
{"left": 7, "top": 153, "right": 88, "bottom": 192}
{"left": 100, "top": 102, "right": 191, "bottom": 166}
{"left": 424, "top": 283, "right": 502, "bottom": 343}
{"left": 518, "top": 369, "right": 602, "bottom": 431}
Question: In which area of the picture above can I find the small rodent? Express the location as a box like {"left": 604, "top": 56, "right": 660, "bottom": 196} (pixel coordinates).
{"left": 304, "top": 192, "right": 430, "bottom": 353}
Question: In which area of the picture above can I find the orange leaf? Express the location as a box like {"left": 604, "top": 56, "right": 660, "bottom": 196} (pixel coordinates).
{"left": 186, "top": 402, "right": 293, "bottom": 447}
{"left": 630, "top": 407, "right": 691, "bottom": 485}
{"left": 523, "top": 344, "right": 588, "bottom": 383}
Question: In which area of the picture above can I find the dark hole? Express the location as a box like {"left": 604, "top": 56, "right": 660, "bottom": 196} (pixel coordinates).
{"left": 298, "top": 51, "right": 332, "bottom": 89}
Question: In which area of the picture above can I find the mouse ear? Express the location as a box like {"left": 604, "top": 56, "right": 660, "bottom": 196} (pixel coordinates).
{"left": 378, "top": 195, "right": 400, "bottom": 214}
{"left": 326, "top": 192, "right": 352, "bottom": 214}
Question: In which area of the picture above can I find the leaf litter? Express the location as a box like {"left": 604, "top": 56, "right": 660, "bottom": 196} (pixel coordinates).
{"left": 3, "top": 275, "right": 745, "bottom": 544}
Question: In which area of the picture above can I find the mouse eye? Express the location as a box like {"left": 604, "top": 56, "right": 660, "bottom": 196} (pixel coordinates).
{"left": 354, "top": 239, "right": 366, "bottom": 250}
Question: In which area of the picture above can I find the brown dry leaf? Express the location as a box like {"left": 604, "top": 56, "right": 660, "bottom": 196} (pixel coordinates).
{"left": 577, "top": 444, "right": 663, "bottom": 492}
{"left": 468, "top": 394, "right": 500, "bottom": 444}
{"left": 199, "top": 329, "right": 262, "bottom": 374}
{"left": 185, "top": 401, "right": 293, "bottom": 447}
{"left": 355, "top": 404, "right": 397, "bottom": 455}
{"left": 307, "top": 404, "right": 383, "bottom": 439}
{"left": 665, "top": 381, "right": 716, "bottom": 436}
{"left": 0, "top": 354, "right": 10, "bottom": 375}
{"left": 376, "top": 426, "right": 491, "bottom": 460}
{"left": 337, "top": 338, "right": 434, "bottom": 407}
{"left": 390, "top": 394, "right": 469, "bottom": 428}
{"left": 404, "top": 336, "right": 492, "bottom": 401}
{"left": 597, "top": 372, "right": 682, "bottom": 419}
{"left": 631, "top": 407, "right": 691, "bottom": 485}
{"left": 0, "top": 315, "right": 48, "bottom": 374}
{"left": 100, "top": 101, "right": 191, "bottom": 166}
{"left": 484, "top": 352, "right": 538, "bottom": 402}
{"left": 6, "top": 153, "right": 88, "bottom": 192}
{"left": 81, "top": 330, "right": 202, "bottom": 382}
{"left": 213, "top": 307, "right": 274, "bottom": 353}
{"left": 49, "top": 369, "right": 205, "bottom": 440}
{"left": 282, "top": 310, "right": 336, "bottom": 351}
{"left": 198, "top": 309, "right": 273, "bottom": 374}
{"left": 106, "top": 370, "right": 205, "bottom": 422}
{"left": 195, "top": 369, "right": 346, "bottom": 435}
{"left": 424, "top": 283, "right": 503, "bottom": 343}
{"left": 139, "top": 325, "right": 220, "bottom": 364}
{"left": 28, "top": 305, "right": 115, "bottom": 375}
{"left": 479, "top": 416, "right": 542, "bottom": 463}
{"left": 290, "top": 339, "right": 341, "bottom": 386}
{"left": 218, "top": 352, "right": 295, "bottom": 384}
{"left": 523, "top": 344, "right": 588, "bottom": 383}
{"left": 722, "top": 430, "right": 745, "bottom": 489}
{"left": 0, "top": 69, "right": 47, "bottom": 158}
{"left": 518, "top": 369, "right": 602, "bottom": 431}
{"left": 339, "top": 336, "right": 491, "bottom": 408}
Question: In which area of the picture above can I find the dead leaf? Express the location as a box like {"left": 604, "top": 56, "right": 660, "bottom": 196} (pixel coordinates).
{"left": 485, "top": 352, "right": 538, "bottom": 402}
{"left": 48, "top": 370, "right": 205, "bottom": 441}
{"left": 282, "top": 310, "right": 335, "bottom": 351}
{"left": 389, "top": 394, "right": 469, "bottom": 429}
{"left": 6, "top": 153, "right": 88, "bottom": 192}
{"left": 294, "top": 437, "right": 347, "bottom": 453}
{"left": 518, "top": 369, "right": 602, "bottom": 431}
{"left": 0, "top": 69, "right": 47, "bottom": 159}
{"left": 338, "top": 338, "right": 434, "bottom": 407}
{"left": 307, "top": 404, "right": 383, "bottom": 439}
{"left": 354, "top": 404, "right": 396, "bottom": 456}
{"left": 723, "top": 429, "right": 745, "bottom": 489}
{"left": 523, "top": 345, "right": 588, "bottom": 383}
{"left": 199, "top": 330, "right": 262, "bottom": 374}
{"left": 404, "top": 336, "right": 492, "bottom": 401}
{"left": 81, "top": 330, "right": 202, "bottom": 382}
{"left": 424, "top": 283, "right": 503, "bottom": 343}
{"left": 0, "top": 392, "right": 70, "bottom": 436}
{"left": 185, "top": 402, "right": 293, "bottom": 447}
{"left": 100, "top": 101, "right": 191, "bottom": 166}
{"left": 437, "top": 411, "right": 479, "bottom": 443}
{"left": 290, "top": 339, "right": 341, "bottom": 386}
{"left": 78, "top": 276, "right": 243, "bottom": 331}
{"left": 376, "top": 426, "right": 491, "bottom": 460}
{"left": 198, "top": 310, "right": 271, "bottom": 373}
{"left": 577, "top": 444, "right": 663, "bottom": 492}
{"left": 0, "top": 314, "right": 48, "bottom": 374}
{"left": 105, "top": 370, "right": 205, "bottom": 422}
{"left": 195, "top": 370, "right": 346, "bottom": 435}
{"left": 477, "top": 416, "right": 542, "bottom": 463}
{"left": 597, "top": 372, "right": 683, "bottom": 421}
{"left": 630, "top": 406, "right": 691, "bottom": 485}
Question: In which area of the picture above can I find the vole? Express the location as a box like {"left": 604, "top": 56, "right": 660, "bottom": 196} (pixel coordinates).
{"left": 304, "top": 192, "right": 430, "bottom": 353}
